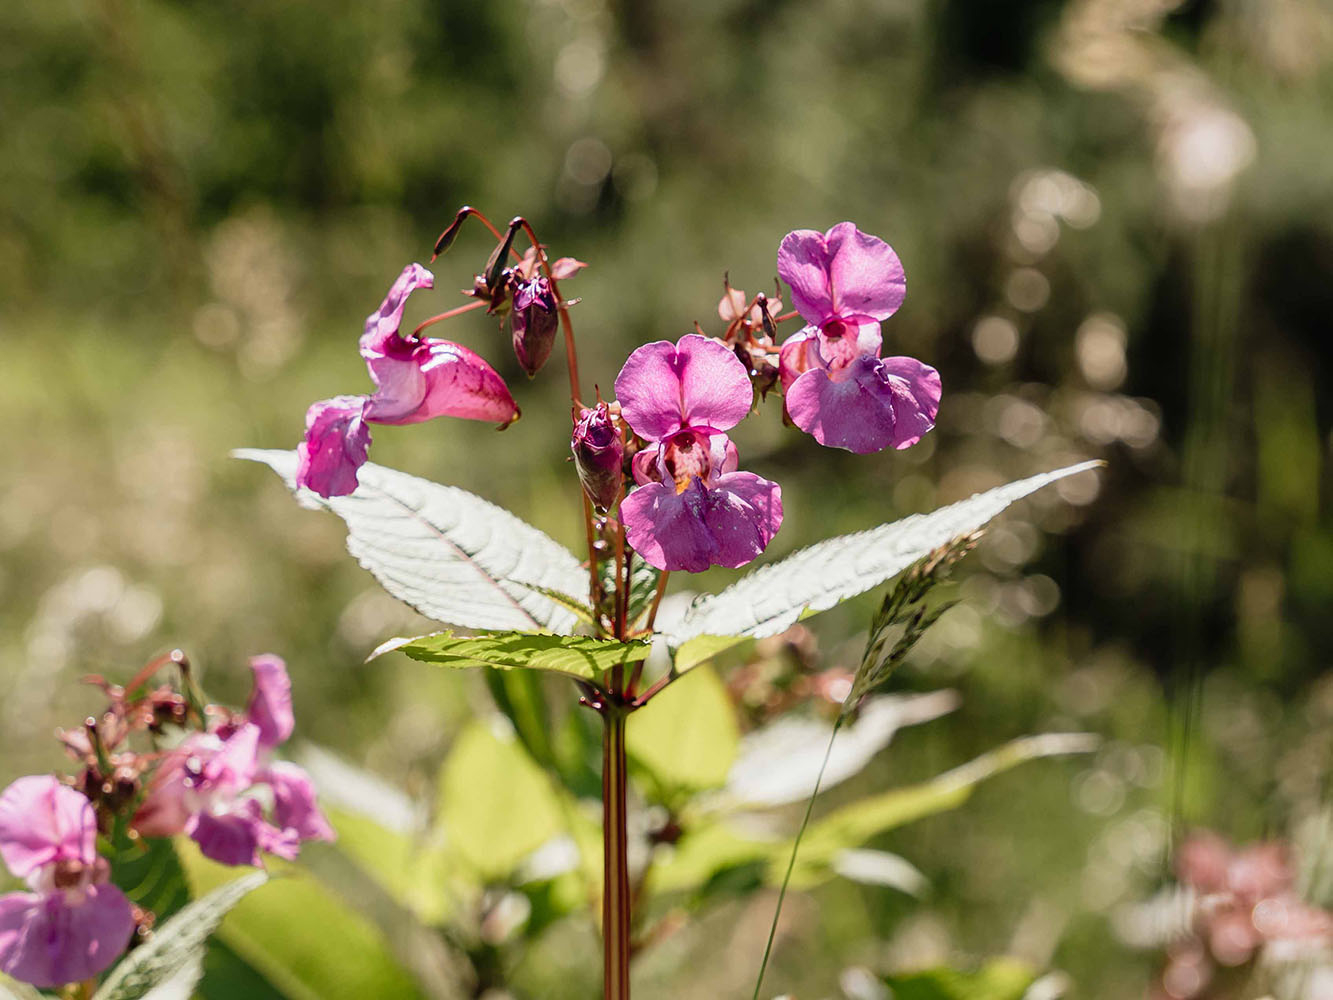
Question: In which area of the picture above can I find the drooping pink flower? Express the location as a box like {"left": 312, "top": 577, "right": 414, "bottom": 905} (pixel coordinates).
{"left": 776, "top": 223, "right": 941, "bottom": 454}
{"left": 134, "top": 656, "right": 333, "bottom": 866}
{"left": 615, "top": 335, "right": 782, "bottom": 572}
{"left": 0, "top": 777, "right": 135, "bottom": 989}
{"left": 296, "top": 264, "right": 520, "bottom": 498}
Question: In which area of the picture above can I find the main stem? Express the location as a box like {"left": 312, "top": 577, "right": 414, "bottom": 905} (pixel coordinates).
{"left": 602, "top": 705, "right": 632, "bottom": 1000}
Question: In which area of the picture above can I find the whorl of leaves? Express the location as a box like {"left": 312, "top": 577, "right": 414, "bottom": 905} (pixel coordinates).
{"left": 844, "top": 532, "right": 981, "bottom": 714}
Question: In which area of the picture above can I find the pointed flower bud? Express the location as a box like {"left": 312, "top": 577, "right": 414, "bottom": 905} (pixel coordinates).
{"left": 511, "top": 275, "right": 559, "bottom": 376}
{"left": 572, "top": 403, "right": 624, "bottom": 511}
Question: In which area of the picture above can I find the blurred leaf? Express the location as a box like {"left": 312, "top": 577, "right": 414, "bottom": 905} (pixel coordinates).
{"left": 179, "top": 845, "right": 425, "bottom": 1000}
{"left": 439, "top": 719, "right": 565, "bottom": 880}
{"left": 645, "top": 823, "right": 768, "bottom": 897}
{"left": 94, "top": 870, "right": 267, "bottom": 1000}
{"left": 829, "top": 848, "right": 929, "bottom": 896}
{"left": 398, "top": 630, "right": 648, "bottom": 680}
{"left": 880, "top": 958, "right": 1037, "bottom": 1000}
{"left": 110, "top": 836, "right": 191, "bottom": 925}
{"left": 236, "top": 449, "right": 586, "bottom": 632}
{"left": 664, "top": 462, "right": 1101, "bottom": 649}
{"left": 723, "top": 692, "right": 958, "bottom": 808}
{"left": 783, "top": 733, "right": 1097, "bottom": 887}
{"left": 672, "top": 634, "right": 748, "bottom": 674}
{"left": 627, "top": 666, "right": 738, "bottom": 800}
{"left": 0, "top": 974, "right": 45, "bottom": 1000}
{"left": 322, "top": 808, "right": 420, "bottom": 907}
{"left": 198, "top": 939, "right": 288, "bottom": 1000}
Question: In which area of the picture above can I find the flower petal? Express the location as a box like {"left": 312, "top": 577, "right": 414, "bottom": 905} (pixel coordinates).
{"left": 360, "top": 264, "right": 434, "bottom": 355}
{"left": 621, "top": 482, "right": 718, "bottom": 573}
{"left": 188, "top": 799, "right": 297, "bottom": 867}
{"left": 202, "top": 724, "right": 262, "bottom": 798}
{"left": 621, "top": 473, "right": 782, "bottom": 573}
{"left": 0, "top": 778, "right": 96, "bottom": 878}
{"left": 615, "top": 335, "right": 753, "bottom": 441}
{"left": 705, "top": 472, "right": 783, "bottom": 568}
{"left": 777, "top": 229, "right": 835, "bottom": 325}
{"left": 262, "top": 763, "right": 335, "bottom": 843}
{"left": 778, "top": 327, "right": 817, "bottom": 393}
{"left": 813, "top": 318, "right": 882, "bottom": 372}
{"left": 787, "top": 356, "right": 940, "bottom": 453}
{"left": 295, "top": 396, "right": 372, "bottom": 499}
{"left": 132, "top": 749, "right": 193, "bottom": 839}
{"left": 824, "top": 222, "right": 906, "bottom": 321}
{"left": 364, "top": 339, "right": 519, "bottom": 427}
{"left": 245, "top": 655, "right": 293, "bottom": 751}
{"left": 0, "top": 886, "right": 134, "bottom": 989}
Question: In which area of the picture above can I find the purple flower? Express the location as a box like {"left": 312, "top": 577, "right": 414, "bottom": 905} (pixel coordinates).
{"left": 134, "top": 656, "right": 333, "bottom": 867}
{"left": 615, "top": 335, "right": 782, "bottom": 572}
{"left": 776, "top": 223, "right": 941, "bottom": 454}
{"left": 297, "top": 264, "right": 521, "bottom": 498}
{"left": 571, "top": 403, "right": 624, "bottom": 511}
{"left": 0, "top": 777, "right": 135, "bottom": 989}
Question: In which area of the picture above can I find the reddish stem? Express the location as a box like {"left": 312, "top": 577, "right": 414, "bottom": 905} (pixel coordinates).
{"left": 409, "top": 299, "right": 487, "bottom": 337}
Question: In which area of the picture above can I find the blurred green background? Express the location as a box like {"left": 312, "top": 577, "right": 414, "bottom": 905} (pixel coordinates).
{"left": 2, "top": 0, "right": 1332, "bottom": 996}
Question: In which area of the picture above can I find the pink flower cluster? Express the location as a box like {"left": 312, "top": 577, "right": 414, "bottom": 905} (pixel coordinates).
{"left": 1158, "top": 832, "right": 1333, "bottom": 998}
{"left": 0, "top": 653, "right": 331, "bottom": 990}
{"left": 294, "top": 219, "right": 940, "bottom": 576}
{"left": 135, "top": 655, "right": 334, "bottom": 867}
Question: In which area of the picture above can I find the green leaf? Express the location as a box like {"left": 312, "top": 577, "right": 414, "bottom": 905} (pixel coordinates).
{"left": 178, "top": 846, "right": 426, "bottom": 1000}
{"left": 627, "top": 666, "right": 739, "bottom": 799}
{"left": 397, "top": 630, "right": 648, "bottom": 681}
{"left": 94, "top": 870, "right": 268, "bottom": 1000}
{"left": 110, "top": 836, "right": 191, "bottom": 925}
{"left": 236, "top": 449, "right": 586, "bottom": 633}
{"left": 663, "top": 462, "right": 1101, "bottom": 649}
{"left": 438, "top": 719, "right": 564, "bottom": 880}
{"left": 781, "top": 733, "right": 1097, "bottom": 887}
{"left": 0, "top": 974, "right": 45, "bottom": 1000}
{"left": 672, "top": 634, "right": 751, "bottom": 674}
{"left": 881, "top": 958, "right": 1037, "bottom": 1000}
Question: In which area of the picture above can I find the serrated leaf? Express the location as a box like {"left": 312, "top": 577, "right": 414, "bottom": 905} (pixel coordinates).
{"left": 0, "top": 974, "right": 45, "bottom": 1000}
{"left": 664, "top": 462, "right": 1100, "bottom": 649}
{"left": 236, "top": 449, "right": 586, "bottom": 632}
{"left": 94, "top": 871, "right": 267, "bottom": 1000}
{"left": 398, "top": 630, "right": 648, "bottom": 680}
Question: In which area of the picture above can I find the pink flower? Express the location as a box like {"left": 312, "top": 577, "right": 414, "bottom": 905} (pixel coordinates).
{"left": 776, "top": 223, "right": 941, "bottom": 454}
{"left": 134, "top": 656, "right": 333, "bottom": 867}
{"left": 0, "top": 777, "right": 135, "bottom": 989}
{"left": 297, "top": 264, "right": 520, "bottom": 498}
{"left": 615, "top": 335, "right": 782, "bottom": 572}
{"left": 571, "top": 403, "right": 624, "bottom": 511}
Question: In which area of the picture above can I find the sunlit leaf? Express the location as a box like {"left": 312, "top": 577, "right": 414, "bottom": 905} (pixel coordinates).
{"left": 664, "top": 462, "right": 1101, "bottom": 650}
{"left": 0, "top": 975, "right": 45, "bottom": 1000}
{"left": 723, "top": 691, "right": 959, "bottom": 808}
{"left": 178, "top": 846, "right": 425, "bottom": 1000}
{"left": 880, "top": 958, "right": 1037, "bottom": 1000}
{"left": 397, "top": 630, "right": 649, "bottom": 680}
{"left": 236, "top": 449, "right": 586, "bottom": 632}
{"left": 628, "top": 666, "right": 739, "bottom": 800}
{"left": 438, "top": 719, "right": 564, "bottom": 880}
{"left": 94, "top": 870, "right": 267, "bottom": 1000}
{"left": 782, "top": 733, "right": 1097, "bottom": 886}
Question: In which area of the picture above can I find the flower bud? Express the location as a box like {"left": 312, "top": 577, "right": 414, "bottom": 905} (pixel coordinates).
{"left": 511, "top": 275, "right": 559, "bottom": 376}
{"left": 571, "top": 403, "right": 623, "bottom": 511}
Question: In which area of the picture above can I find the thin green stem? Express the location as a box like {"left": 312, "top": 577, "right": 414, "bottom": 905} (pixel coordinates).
{"left": 751, "top": 716, "right": 844, "bottom": 1000}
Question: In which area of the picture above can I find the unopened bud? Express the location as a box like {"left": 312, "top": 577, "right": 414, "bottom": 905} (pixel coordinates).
{"left": 511, "top": 276, "right": 559, "bottom": 376}
{"left": 571, "top": 403, "right": 624, "bottom": 511}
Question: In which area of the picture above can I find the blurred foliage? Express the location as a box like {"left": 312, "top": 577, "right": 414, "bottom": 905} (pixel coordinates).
{"left": 2, "top": 0, "right": 1333, "bottom": 996}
